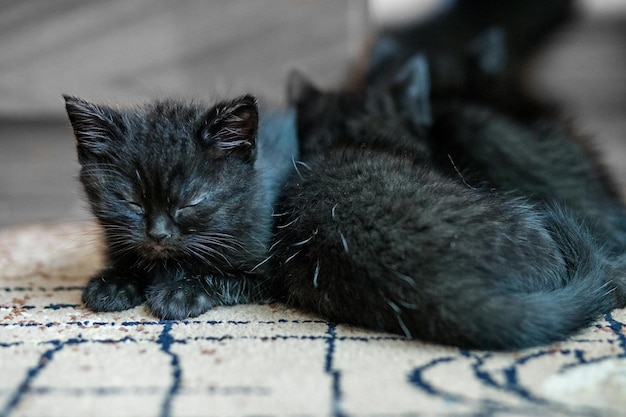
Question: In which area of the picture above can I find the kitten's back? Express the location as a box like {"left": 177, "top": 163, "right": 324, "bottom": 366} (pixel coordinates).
{"left": 271, "top": 144, "right": 621, "bottom": 349}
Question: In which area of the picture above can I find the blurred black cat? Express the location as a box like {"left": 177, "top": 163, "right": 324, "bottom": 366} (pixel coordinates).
{"left": 363, "top": 0, "right": 626, "bottom": 249}
{"left": 269, "top": 0, "right": 626, "bottom": 349}
{"left": 360, "top": 0, "right": 574, "bottom": 110}
{"left": 271, "top": 67, "right": 626, "bottom": 350}
{"left": 65, "top": 95, "right": 297, "bottom": 319}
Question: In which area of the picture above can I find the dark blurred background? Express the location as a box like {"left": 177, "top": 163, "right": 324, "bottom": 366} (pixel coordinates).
{"left": 0, "top": 0, "right": 625, "bottom": 227}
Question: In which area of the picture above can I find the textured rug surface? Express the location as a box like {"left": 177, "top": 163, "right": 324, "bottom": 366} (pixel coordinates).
{"left": 0, "top": 222, "right": 625, "bottom": 417}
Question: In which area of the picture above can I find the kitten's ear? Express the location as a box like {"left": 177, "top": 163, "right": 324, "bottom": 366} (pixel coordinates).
{"left": 63, "top": 95, "right": 124, "bottom": 165}
{"left": 392, "top": 55, "right": 433, "bottom": 126}
{"left": 201, "top": 95, "right": 258, "bottom": 160}
{"left": 286, "top": 70, "right": 320, "bottom": 106}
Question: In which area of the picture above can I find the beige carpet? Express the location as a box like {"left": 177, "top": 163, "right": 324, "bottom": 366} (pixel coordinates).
{"left": 0, "top": 222, "right": 625, "bottom": 417}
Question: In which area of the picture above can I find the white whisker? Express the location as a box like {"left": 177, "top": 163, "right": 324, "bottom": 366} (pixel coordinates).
{"left": 247, "top": 254, "right": 273, "bottom": 273}
{"left": 276, "top": 217, "right": 300, "bottom": 229}
{"left": 285, "top": 251, "right": 301, "bottom": 264}
{"left": 291, "top": 235, "right": 314, "bottom": 247}
{"left": 385, "top": 298, "right": 413, "bottom": 340}
{"left": 339, "top": 231, "right": 349, "bottom": 254}
{"left": 313, "top": 259, "right": 320, "bottom": 289}
{"left": 269, "top": 238, "right": 284, "bottom": 252}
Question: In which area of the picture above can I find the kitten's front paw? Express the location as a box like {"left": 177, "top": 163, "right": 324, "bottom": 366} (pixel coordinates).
{"left": 146, "top": 278, "right": 214, "bottom": 320}
{"left": 82, "top": 273, "right": 146, "bottom": 312}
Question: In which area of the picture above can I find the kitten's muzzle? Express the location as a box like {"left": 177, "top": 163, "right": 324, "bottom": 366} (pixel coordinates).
{"left": 147, "top": 213, "right": 174, "bottom": 243}
{"left": 145, "top": 214, "right": 177, "bottom": 259}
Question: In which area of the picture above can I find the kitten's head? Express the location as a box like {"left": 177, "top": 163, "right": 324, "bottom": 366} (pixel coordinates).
{"left": 286, "top": 70, "right": 430, "bottom": 158}
{"left": 64, "top": 95, "right": 269, "bottom": 272}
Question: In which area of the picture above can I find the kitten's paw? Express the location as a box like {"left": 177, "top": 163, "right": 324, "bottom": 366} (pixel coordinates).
{"left": 146, "top": 278, "right": 214, "bottom": 320}
{"left": 82, "top": 273, "right": 146, "bottom": 312}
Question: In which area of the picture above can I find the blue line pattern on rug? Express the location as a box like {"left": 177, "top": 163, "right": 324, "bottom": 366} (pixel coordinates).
{"left": 1, "top": 284, "right": 626, "bottom": 416}
{"left": 157, "top": 322, "right": 182, "bottom": 417}
{"left": 324, "top": 322, "right": 345, "bottom": 417}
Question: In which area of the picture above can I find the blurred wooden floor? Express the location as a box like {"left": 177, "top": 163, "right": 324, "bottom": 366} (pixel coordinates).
{"left": 0, "top": 0, "right": 366, "bottom": 227}
{"left": 0, "top": 0, "right": 367, "bottom": 117}
{"left": 0, "top": 2, "right": 625, "bottom": 227}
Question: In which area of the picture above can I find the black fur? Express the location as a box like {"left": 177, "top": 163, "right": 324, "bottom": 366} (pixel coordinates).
{"left": 361, "top": 0, "right": 574, "bottom": 109}
{"left": 64, "top": 0, "right": 626, "bottom": 350}
{"left": 270, "top": 0, "right": 626, "bottom": 350}
{"left": 429, "top": 102, "right": 626, "bottom": 250}
{"left": 65, "top": 95, "right": 297, "bottom": 319}
{"left": 270, "top": 74, "right": 626, "bottom": 350}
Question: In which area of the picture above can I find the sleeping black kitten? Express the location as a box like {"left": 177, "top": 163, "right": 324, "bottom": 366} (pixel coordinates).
{"left": 269, "top": 0, "right": 626, "bottom": 350}
{"left": 271, "top": 67, "right": 626, "bottom": 350}
{"left": 65, "top": 95, "right": 297, "bottom": 319}
{"left": 369, "top": 0, "right": 626, "bottom": 250}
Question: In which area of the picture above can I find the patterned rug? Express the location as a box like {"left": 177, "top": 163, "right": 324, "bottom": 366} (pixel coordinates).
{"left": 0, "top": 222, "right": 625, "bottom": 417}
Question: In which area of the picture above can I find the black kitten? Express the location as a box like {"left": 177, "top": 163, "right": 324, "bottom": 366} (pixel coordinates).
{"left": 360, "top": 0, "right": 573, "bottom": 109}
{"left": 269, "top": 0, "right": 626, "bottom": 349}
{"left": 270, "top": 70, "right": 626, "bottom": 350}
{"left": 65, "top": 95, "right": 297, "bottom": 319}
{"left": 367, "top": 0, "right": 626, "bottom": 250}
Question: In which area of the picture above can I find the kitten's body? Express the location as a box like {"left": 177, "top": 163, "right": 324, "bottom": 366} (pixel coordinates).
{"left": 270, "top": 0, "right": 626, "bottom": 349}
{"left": 65, "top": 96, "right": 297, "bottom": 319}
{"left": 429, "top": 102, "right": 626, "bottom": 250}
{"left": 270, "top": 78, "right": 626, "bottom": 350}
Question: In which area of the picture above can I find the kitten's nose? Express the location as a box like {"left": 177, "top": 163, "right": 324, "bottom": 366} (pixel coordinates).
{"left": 148, "top": 215, "right": 173, "bottom": 243}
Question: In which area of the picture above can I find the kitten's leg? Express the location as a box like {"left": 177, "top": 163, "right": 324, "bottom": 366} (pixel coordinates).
{"left": 146, "top": 275, "right": 266, "bottom": 320}
{"left": 82, "top": 268, "right": 147, "bottom": 312}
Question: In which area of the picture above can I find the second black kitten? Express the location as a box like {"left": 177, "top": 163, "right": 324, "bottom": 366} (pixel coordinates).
{"left": 270, "top": 72, "right": 626, "bottom": 350}
{"left": 65, "top": 95, "right": 297, "bottom": 319}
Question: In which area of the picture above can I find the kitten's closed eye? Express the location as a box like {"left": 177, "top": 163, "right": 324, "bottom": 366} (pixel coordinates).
{"left": 179, "top": 196, "right": 205, "bottom": 210}
{"left": 126, "top": 200, "right": 144, "bottom": 215}
{"left": 175, "top": 196, "right": 205, "bottom": 215}
{"left": 173, "top": 197, "right": 217, "bottom": 229}
{"left": 175, "top": 205, "right": 197, "bottom": 218}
